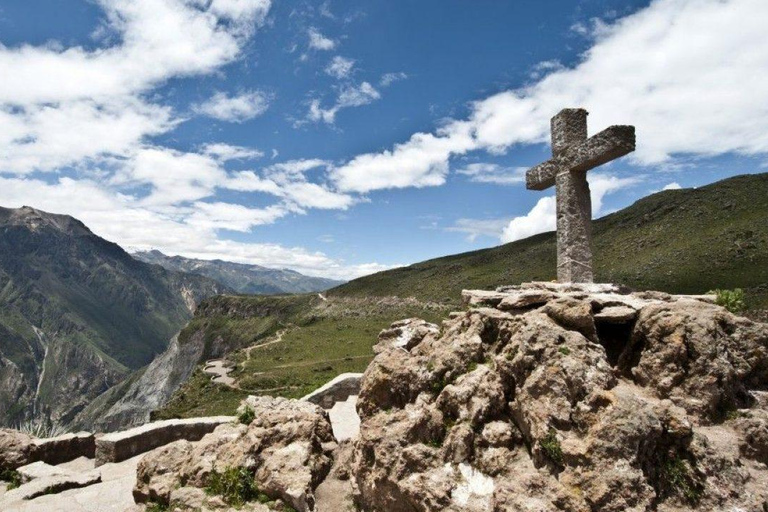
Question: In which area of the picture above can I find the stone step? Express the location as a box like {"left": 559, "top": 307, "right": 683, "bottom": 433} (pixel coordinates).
{"left": 94, "top": 416, "right": 234, "bottom": 466}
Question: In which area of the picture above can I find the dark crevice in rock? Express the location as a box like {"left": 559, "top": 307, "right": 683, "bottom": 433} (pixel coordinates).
{"left": 595, "top": 320, "right": 636, "bottom": 368}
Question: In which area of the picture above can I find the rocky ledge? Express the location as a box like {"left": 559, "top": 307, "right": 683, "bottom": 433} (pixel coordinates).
{"left": 352, "top": 282, "right": 768, "bottom": 511}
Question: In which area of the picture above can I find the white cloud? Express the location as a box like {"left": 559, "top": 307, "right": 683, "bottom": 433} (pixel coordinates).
{"left": 380, "top": 72, "right": 408, "bottom": 87}
{"left": 0, "top": 0, "right": 390, "bottom": 280}
{"left": 330, "top": 0, "right": 768, "bottom": 192}
{"left": 325, "top": 56, "right": 355, "bottom": 79}
{"left": 500, "top": 173, "right": 640, "bottom": 243}
{"left": 662, "top": 182, "right": 682, "bottom": 190}
{"left": 307, "top": 81, "right": 380, "bottom": 124}
{"left": 201, "top": 143, "right": 264, "bottom": 161}
{"left": 455, "top": 163, "right": 526, "bottom": 185}
{"left": 446, "top": 218, "right": 511, "bottom": 243}
{"left": 194, "top": 90, "right": 272, "bottom": 122}
{"left": 308, "top": 27, "right": 336, "bottom": 50}
{"left": 331, "top": 120, "right": 475, "bottom": 193}
{"left": 500, "top": 196, "right": 556, "bottom": 244}
{"left": 0, "top": 175, "right": 385, "bottom": 280}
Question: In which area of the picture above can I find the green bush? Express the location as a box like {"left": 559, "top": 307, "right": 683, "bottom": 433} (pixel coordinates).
{"left": 205, "top": 466, "right": 266, "bottom": 507}
{"left": 237, "top": 406, "right": 255, "bottom": 425}
{"left": 0, "top": 469, "right": 22, "bottom": 490}
{"left": 540, "top": 428, "right": 563, "bottom": 466}
{"left": 709, "top": 288, "right": 746, "bottom": 313}
{"left": 145, "top": 502, "right": 169, "bottom": 512}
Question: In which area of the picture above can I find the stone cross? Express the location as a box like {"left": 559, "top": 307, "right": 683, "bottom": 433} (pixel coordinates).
{"left": 525, "top": 108, "right": 635, "bottom": 283}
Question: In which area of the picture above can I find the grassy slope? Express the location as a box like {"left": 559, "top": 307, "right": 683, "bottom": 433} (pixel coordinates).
{"left": 330, "top": 173, "right": 768, "bottom": 308}
{"left": 155, "top": 173, "right": 768, "bottom": 419}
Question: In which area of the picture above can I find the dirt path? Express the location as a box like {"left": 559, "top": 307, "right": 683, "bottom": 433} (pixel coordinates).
{"left": 202, "top": 360, "right": 235, "bottom": 387}
{"left": 245, "top": 327, "right": 289, "bottom": 360}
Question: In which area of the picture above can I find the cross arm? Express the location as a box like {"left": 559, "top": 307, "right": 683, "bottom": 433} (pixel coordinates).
{"left": 525, "top": 125, "right": 636, "bottom": 191}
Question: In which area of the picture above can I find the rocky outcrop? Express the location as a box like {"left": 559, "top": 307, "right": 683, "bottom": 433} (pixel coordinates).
{"left": 351, "top": 283, "right": 768, "bottom": 512}
{"left": 133, "top": 396, "right": 336, "bottom": 512}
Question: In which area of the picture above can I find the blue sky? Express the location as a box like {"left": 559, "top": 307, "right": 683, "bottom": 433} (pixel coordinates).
{"left": 0, "top": 0, "right": 766, "bottom": 279}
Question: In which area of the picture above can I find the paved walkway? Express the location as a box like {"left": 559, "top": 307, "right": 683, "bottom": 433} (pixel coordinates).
{"left": 2, "top": 455, "right": 141, "bottom": 512}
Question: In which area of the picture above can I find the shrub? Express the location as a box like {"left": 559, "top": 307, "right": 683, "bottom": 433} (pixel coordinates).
{"left": 540, "top": 428, "right": 563, "bottom": 466}
{"left": 558, "top": 346, "right": 571, "bottom": 356}
{"left": 205, "top": 466, "right": 267, "bottom": 507}
{"left": 237, "top": 406, "right": 255, "bottom": 425}
{"left": 0, "top": 469, "right": 22, "bottom": 490}
{"left": 709, "top": 288, "right": 746, "bottom": 313}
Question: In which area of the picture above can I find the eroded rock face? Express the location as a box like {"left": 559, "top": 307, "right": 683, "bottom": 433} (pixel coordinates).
{"left": 351, "top": 283, "right": 768, "bottom": 512}
{"left": 133, "top": 396, "right": 335, "bottom": 512}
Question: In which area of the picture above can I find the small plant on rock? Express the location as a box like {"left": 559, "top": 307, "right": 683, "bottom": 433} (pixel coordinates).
{"left": 660, "top": 454, "right": 703, "bottom": 505}
{"left": 0, "top": 469, "right": 22, "bottom": 490}
{"left": 237, "top": 405, "right": 256, "bottom": 425}
{"left": 540, "top": 428, "right": 563, "bottom": 466}
{"left": 205, "top": 466, "right": 263, "bottom": 507}
{"left": 709, "top": 288, "right": 746, "bottom": 313}
{"left": 558, "top": 346, "right": 571, "bottom": 356}
{"left": 145, "top": 502, "right": 169, "bottom": 512}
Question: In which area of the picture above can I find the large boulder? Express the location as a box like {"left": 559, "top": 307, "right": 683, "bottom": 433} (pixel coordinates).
{"left": 133, "top": 396, "right": 336, "bottom": 512}
{"left": 351, "top": 283, "right": 768, "bottom": 512}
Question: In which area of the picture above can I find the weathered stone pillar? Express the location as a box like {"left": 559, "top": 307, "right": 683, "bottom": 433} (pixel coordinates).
{"left": 555, "top": 170, "right": 593, "bottom": 283}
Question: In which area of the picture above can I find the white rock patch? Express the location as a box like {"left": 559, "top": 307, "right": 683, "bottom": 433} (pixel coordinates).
{"left": 450, "top": 463, "right": 495, "bottom": 510}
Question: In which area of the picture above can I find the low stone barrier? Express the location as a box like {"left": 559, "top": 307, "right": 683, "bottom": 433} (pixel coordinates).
{"left": 94, "top": 416, "right": 233, "bottom": 466}
{"left": 32, "top": 432, "right": 95, "bottom": 465}
{"left": 301, "top": 373, "right": 362, "bottom": 409}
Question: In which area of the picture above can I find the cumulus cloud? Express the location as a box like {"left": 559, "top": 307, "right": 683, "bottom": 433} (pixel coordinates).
{"left": 330, "top": 0, "right": 768, "bottom": 192}
{"left": 0, "top": 0, "right": 387, "bottom": 279}
{"left": 500, "top": 173, "right": 640, "bottom": 243}
{"left": 307, "top": 81, "right": 380, "bottom": 124}
{"left": 308, "top": 27, "right": 336, "bottom": 50}
{"left": 325, "top": 56, "right": 355, "bottom": 78}
{"left": 455, "top": 163, "right": 526, "bottom": 185}
{"left": 662, "top": 182, "right": 682, "bottom": 190}
{"left": 194, "top": 90, "right": 272, "bottom": 122}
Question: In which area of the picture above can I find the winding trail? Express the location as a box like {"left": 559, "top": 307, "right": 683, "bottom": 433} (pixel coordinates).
{"left": 202, "top": 327, "right": 291, "bottom": 389}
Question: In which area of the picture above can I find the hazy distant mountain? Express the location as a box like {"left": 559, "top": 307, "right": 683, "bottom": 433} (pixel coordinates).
{"left": 0, "top": 206, "right": 227, "bottom": 428}
{"left": 133, "top": 250, "right": 344, "bottom": 295}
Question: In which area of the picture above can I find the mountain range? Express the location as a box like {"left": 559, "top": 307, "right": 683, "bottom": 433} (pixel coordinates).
{"left": 0, "top": 206, "right": 227, "bottom": 428}
{"left": 132, "top": 250, "right": 344, "bottom": 295}
{"left": 2, "top": 173, "right": 766, "bottom": 430}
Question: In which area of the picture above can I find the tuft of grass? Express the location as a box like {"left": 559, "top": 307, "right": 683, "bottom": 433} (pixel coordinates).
{"left": 205, "top": 466, "right": 269, "bottom": 507}
{"left": 237, "top": 406, "right": 255, "bottom": 425}
{"left": 558, "top": 346, "right": 571, "bottom": 356}
{"left": 145, "top": 502, "right": 169, "bottom": 512}
{"left": 15, "top": 419, "right": 67, "bottom": 438}
{"left": 540, "top": 428, "right": 563, "bottom": 466}
{"left": 709, "top": 288, "right": 746, "bottom": 313}
{"left": 660, "top": 455, "right": 703, "bottom": 505}
{"left": 0, "top": 469, "right": 22, "bottom": 490}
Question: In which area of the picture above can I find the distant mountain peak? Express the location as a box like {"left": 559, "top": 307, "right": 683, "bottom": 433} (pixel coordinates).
{"left": 0, "top": 205, "right": 93, "bottom": 237}
{"left": 132, "top": 250, "right": 345, "bottom": 295}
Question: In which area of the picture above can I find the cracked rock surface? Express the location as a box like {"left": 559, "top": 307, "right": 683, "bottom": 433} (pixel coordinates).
{"left": 133, "top": 396, "right": 336, "bottom": 512}
{"left": 351, "top": 282, "right": 768, "bottom": 512}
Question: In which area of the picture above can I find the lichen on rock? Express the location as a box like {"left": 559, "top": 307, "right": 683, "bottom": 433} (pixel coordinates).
{"left": 350, "top": 283, "right": 768, "bottom": 512}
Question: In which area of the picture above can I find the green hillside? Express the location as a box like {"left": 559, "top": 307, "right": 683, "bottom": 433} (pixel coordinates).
{"left": 331, "top": 173, "right": 768, "bottom": 307}
{"left": 155, "top": 173, "right": 768, "bottom": 420}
